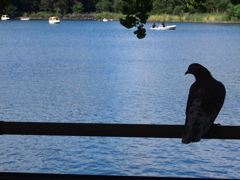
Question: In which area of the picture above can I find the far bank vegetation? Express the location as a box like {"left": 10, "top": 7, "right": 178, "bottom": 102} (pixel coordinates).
{"left": 1, "top": 0, "right": 240, "bottom": 22}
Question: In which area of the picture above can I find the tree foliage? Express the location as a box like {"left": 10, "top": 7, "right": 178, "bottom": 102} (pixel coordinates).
{"left": 96, "top": 0, "right": 112, "bottom": 12}
{"left": 120, "top": 0, "right": 153, "bottom": 39}
{"left": 39, "top": 0, "right": 55, "bottom": 12}
{"left": 151, "top": 0, "right": 186, "bottom": 15}
{"left": 72, "top": 1, "right": 84, "bottom": 14}
{"left": 113, "top": 0, "right": 125, "bottom": 13}
{"left": 227, "top": 3, "right": 240, "bottom": 20}
{"left": 0, "top": 0, "right": 12, "bottom": 10}
{"left": 3, "top": 4, "right": 17, "bottom": 16}
{"left": 173, "top": 6, "right": 184, "bottom": 16}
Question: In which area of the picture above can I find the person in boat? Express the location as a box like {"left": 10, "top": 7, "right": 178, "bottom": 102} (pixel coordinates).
{"left": 152, "top": 23, "right": 156, "bottom": 28}
{"left": 160, "top": 22, "right": 165, "bottom": 27}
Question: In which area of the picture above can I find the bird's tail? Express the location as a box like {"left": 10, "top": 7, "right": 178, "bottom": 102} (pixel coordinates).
{"left": 182, "top": 121, "right": 204, "bottom": 144}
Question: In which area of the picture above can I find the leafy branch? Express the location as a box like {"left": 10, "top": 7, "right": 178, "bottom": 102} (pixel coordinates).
{"left": 120, "top": 0, "right": 153, "bottom": 39}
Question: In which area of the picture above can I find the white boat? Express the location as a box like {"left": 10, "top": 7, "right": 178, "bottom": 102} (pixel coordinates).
{"left": 103, "top": 18, "right": 108, "bottom": 22}
{"left": 150, "top": 25, "right": 176, "bottom": 30}
{"left": 20, "top": 17, "right": 30, "bottom": 20}
{"left": 49, "top": 17, "right": 60, "bottom": 24}
{"left": 1, "top": 15, "right": 10, "bottom": 20}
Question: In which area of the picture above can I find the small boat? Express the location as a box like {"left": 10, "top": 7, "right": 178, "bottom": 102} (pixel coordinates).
{"left": 49, "top": 17, "right": 60, "bottom": 24}
{"left": 103, "top": 18, "right": 108, "bottom": 22}
{"left": 1, "top": 15, "right": 10, "bottom": 20}
{"left": 20, "top": 17, "right": 30, "bottom": 20}
{"left": 150, "top": 25, "right": 176, "bottom": 30}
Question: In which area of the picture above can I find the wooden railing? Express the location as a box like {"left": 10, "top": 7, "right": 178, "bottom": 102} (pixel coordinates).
{"left": 0, "top": 121, "right": 239, "bottom": 180}
{"left": 0, "top": 121, "right": 239, "bottom": 139}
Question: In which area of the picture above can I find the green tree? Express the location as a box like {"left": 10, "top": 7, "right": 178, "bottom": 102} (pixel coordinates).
{"left": 202, "top": 0, "right": 217, "bottom": 12}
{"left": 80, "top": 0, "right": 97, "bottom": 12}
{"left": 234, "top": 4, "right": 240, "bottom": 18}
{"left": 3, "top": 4, "right": 17, "bottom": 16}
{"left": 39, "top": 0, "right": 72, "bottom": 14}
{"left": 227, "top": 3, "right": 240, "bottom": 20}
{"left": 185, "top": 0, "right": 207, "bottom": 12}
{"left": 12, "top": 0, "right": 41, "bottom": 13}
{"left": 173, "top": 5, "right": 184, "bottom": 15}
{"left": 113, "top": 0, "right": 125, "bottom": 13}
{"left": 95, "top": 0, "right": 112, "bottom": 12}
{"left": 54, "top": 0, "right": 69, "bottom": 14}
{"left": 187, "top": 5, "right": 197, "bottom": 14}
{"left": 217, "top": 0, "right": 229, "bottom": 12}
{"left": 0, "top": 0, "right": 12, "bottom": 11}
{"left": 151, "top": 0, "right": 173, "bottom": 14}
{"left": 72, "top": 1, "right": 84, "bottom": 14}
{"left": 40, "top": 0, "right": 55, "bottom": 12}
{"left": 151, "top": 0, "right": 187, "bottom": 15}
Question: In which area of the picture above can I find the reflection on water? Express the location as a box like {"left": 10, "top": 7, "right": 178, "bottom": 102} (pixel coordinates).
{"left": 0, "top": 20, "right": 240, "bottom": 178}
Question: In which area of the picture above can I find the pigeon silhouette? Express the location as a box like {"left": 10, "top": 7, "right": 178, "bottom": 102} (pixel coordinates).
{"left": 182, "top": 63, "right": 226, "bottom": 144}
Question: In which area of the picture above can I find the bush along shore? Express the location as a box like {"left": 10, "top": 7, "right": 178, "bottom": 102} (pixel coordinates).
{"left": 12, "top": 12, "right": 240, "bottom": 23}
{"left": 12, "top": 12, "right": 125, "bottom": 21}
{"left": 148, "top": 13, "right": 240, "bottom": 23}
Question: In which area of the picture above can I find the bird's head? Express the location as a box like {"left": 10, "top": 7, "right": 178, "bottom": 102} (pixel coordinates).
{"left": 185, "top": 63, "right": 212, "bottom": 80}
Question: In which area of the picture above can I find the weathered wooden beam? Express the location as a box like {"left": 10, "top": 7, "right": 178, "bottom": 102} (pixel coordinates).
{"left": 0, "top": 121, "right": 239, "bottom": 139}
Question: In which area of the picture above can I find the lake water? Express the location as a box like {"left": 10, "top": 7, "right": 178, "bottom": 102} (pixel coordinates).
{"left": 0, "top": 20, "right": 240, "bottom": 178}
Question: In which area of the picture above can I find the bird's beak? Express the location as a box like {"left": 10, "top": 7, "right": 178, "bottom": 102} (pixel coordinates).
{"left": 185, "top": 70, "right": 190, "bottom": 75}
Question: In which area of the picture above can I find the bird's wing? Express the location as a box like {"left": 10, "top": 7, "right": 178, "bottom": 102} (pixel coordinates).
{"left": 182, "top": 80, "right": 225, "bottom": 144}
{"left": 182, "top": 98, "right": 216, "bottom": 143}
{"left": 201, "top": 80, "right": 226, "bottom": 117}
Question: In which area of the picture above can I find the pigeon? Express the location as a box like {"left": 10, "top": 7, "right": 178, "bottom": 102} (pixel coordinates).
{"left": 182, "top": 63, "right": 226, "bottom": 144}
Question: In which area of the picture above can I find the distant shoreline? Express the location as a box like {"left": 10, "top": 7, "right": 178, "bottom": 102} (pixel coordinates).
{"left": 8, "top": 12, "right": 240, "bottom": 24}
{"left": 11, "top": 14, "right": 240, "bottom": 24}
{"left": 148, "top": 20, "right": 240, "bottom": 24}
{"left": 147, "top": 14, "right": 240, "bottom": 24}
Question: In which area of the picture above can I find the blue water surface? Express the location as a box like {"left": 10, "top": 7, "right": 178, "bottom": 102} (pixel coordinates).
{"left": 0, "top": 20, "right": 240, "bottom": 178}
